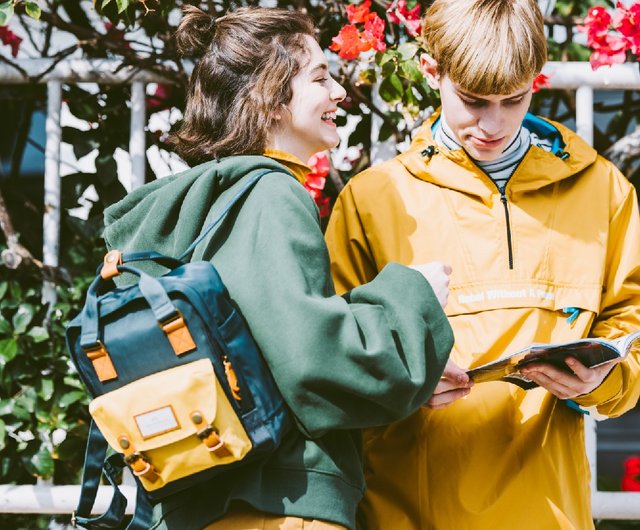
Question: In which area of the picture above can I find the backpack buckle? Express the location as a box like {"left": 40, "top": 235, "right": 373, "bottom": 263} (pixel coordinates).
{"left": 124, "top": 452, "right": 159, "bottom": 482}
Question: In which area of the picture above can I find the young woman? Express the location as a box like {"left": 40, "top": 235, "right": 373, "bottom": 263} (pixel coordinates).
{"left": 102, "top": 6, "right": 454, "bottom": 530}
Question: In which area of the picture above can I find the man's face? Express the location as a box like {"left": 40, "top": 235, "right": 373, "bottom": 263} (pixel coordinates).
{"left": 421, "top": 55, "right": 533, "bottom": 162}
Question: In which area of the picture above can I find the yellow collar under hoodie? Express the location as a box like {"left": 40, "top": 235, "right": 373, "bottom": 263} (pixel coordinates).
{"left": 263, "top": 149, "right": 311, "bottom": 185}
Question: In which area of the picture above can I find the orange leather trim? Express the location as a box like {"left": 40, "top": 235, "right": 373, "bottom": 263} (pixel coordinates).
{"left": 101, "top": 250, "right": 122, "bottom": 280}
{"left": 126, "top": 452, "right": 159, "bottom": 483}
{"left": 161, "top": 314, "right": 196, "bottom": 356}
{"left": 201, "top": 429, "right": 232, "bottom": 458}
{"left": 85, "top": 343, "right": 118, "bottom": 382}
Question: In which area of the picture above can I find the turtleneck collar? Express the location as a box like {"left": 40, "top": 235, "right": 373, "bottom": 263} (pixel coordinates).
{"left": 263, "top": 149, "right": 311, "bottom": 185}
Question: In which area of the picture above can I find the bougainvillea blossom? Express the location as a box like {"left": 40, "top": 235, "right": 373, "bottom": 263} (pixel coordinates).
{"left": 305, "top": 152, "right": 331, "bottom": 218}
{"left": 581, "top": 2, "right": 640, "bottom": 70}
{"left": 0, "top": 26, "right": 22, "bottom": 58}
{"left": 387, "top": 0, "right": 422, "bottom": 37}
{"left": 531, "top": 72, "right": 551, "bottom": 93}
{"left": 621, "top": 456, "right": 640, "bottom": 492}
{"left": 330, "top": 1, "right": 386, "bottom": 60}
{"left": 614, "top": 1, "right": 640, "bottom": 55}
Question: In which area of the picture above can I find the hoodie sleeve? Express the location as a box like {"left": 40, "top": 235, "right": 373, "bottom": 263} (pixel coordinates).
{"left": 211, "top": 173, "right": 453, "bottom": 438}
{"left": 573, "top": 169, "right": 640, "bottom": 417}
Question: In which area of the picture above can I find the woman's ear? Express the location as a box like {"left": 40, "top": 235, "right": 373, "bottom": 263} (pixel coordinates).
{"left": 420, "top": 53, "right": 440, "bottom": 90}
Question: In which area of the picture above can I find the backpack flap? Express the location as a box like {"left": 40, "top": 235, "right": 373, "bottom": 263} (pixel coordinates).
{"left": 88, "top": 358, "right": 253, "bottom": 493}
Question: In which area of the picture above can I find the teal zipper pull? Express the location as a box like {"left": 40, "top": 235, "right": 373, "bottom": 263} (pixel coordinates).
{"left": 562, "top": 307, "right": 580, "bottom": 327}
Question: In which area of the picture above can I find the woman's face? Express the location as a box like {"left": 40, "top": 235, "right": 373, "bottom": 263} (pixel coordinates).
{"left": 271, "top": 35, "right": 346, "bottom": 162}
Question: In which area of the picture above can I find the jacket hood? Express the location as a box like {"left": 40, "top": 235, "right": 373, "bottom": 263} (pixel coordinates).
{"left": 103, "top": 155, "right": 291, "bottom": 258}
{"left": 397, "top": 110, "right": 599, "bottom": 203}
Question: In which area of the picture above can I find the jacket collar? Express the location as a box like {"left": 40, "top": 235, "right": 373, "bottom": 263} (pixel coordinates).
{"left": 397, "top": 109, "right": 598, "bottom": 204}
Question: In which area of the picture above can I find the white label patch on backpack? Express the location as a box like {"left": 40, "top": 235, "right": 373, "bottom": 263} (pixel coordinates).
{"left": 134, "top": 406, "right": 180, "bottom": 439}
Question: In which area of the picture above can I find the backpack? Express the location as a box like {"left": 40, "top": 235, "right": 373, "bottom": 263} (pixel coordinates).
{"left": 66, "top": 168, "right": 292, "bottom": 529}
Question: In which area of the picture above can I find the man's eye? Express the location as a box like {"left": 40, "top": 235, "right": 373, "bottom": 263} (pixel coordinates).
{"left": 505, "top": 97, "right": 524, "bottom": 105}
{"left": 462, "top": 98, "right": 485, "bottom": 108}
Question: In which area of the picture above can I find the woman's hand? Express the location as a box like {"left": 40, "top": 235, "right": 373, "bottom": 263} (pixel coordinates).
{"left": 520, "top": 356, "right": 622, "bottom": 399}
{"left": 409, "top": 261, "right": 452, "bottom": 308}
{"left": 424, "top": 359, "right": 473, "bottom": 409}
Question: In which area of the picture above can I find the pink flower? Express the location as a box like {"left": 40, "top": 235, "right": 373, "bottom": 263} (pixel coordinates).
{"left": 589, "top": 34, "right": 628, "bottom": 69}
{"left": 305, "top": 152, "right": 331, "bottom": 218}
{"left": 532, "top": 73, "right": 551, "bottom": 93}
{"left": 614, "top": 1, "right": 640, "bottom": 55}
{"left": 387, "top": 0, "right": 422, "bottom": 37}
{"left": 330, "top": 24, "right": 366, "bottom": 60}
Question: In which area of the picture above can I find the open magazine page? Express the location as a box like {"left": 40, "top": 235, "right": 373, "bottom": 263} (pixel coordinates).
{"left": 467, "top": 330, "right": 640, "bottom": 390}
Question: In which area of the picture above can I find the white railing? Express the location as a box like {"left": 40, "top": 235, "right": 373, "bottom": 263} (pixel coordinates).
{"left": 0, "top": 59, "right": 639, "bottom": 519}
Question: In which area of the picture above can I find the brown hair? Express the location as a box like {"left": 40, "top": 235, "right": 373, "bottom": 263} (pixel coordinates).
{"left": 172, "top": 6, "right": 316, "bottom": 166}
{"left": 420, "top": 0, "right": 547, "bottom": 95}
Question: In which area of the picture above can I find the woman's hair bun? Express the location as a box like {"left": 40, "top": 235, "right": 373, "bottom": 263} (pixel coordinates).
{"left": 174, "top": 5, "right": 217, "bottom": 56}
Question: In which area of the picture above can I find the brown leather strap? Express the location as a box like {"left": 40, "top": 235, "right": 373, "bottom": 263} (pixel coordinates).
{"left": 101, "top": 250, "right": 122, "bottom": 280}
{"left": 161, "top": 313, "right": 196, "bottom": 356}
{"left": 84, "top": 342, "right": 118, "bottom": 382}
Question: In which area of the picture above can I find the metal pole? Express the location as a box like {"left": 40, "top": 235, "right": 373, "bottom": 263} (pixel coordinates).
{"left": 129, "top": 81, "right": 146, "bottom": 190}
{"left": 42, "top": 81, "right": 62, "bottom": 308}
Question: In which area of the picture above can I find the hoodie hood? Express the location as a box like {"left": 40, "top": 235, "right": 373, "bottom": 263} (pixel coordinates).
{"left": 397, "top": 110, "right": 599, "bottom": 204}
{"left": 103, "top": 155, "right": 293, "bottom": 259}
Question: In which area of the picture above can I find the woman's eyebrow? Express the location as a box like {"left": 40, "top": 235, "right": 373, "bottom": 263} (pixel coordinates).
{"left": 309, "top": 63, "right": 328, "bottom": 74}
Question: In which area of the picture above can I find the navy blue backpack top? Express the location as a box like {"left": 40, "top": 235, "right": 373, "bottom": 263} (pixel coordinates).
{"left": 66, "top": 169, "right": 292, "bottom": 529}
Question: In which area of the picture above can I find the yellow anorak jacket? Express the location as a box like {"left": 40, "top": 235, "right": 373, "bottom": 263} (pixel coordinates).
{"left": 325, "top": 112, "right": 640, "bottom": 530}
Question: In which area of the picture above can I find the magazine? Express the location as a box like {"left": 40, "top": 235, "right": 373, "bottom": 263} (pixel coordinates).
{"left": 466, "top": 331, "right": 640, "bottom": 390}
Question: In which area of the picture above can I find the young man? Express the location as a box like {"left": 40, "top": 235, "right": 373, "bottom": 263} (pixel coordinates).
{"left": 325, "top": 0, "right": 640, "bottom": 528}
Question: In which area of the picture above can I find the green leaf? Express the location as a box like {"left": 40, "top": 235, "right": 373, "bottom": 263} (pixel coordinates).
{"left": 115, "top": 0, "right": 130, "bottom": 14}
{"left": 25, "top": 1, "right": 40, "bottom": 20}
{"left": 0, "top": 419, "right": 5, "bottom": 450}
{"left": 399, "top": 60, "right": 423, "bottom": 83}
{"left": 376, "top": 50, "right": 398, "bottom": 67}
{"left": 39, "top": 379, "right": 54, "bottom": 402}
{"left": 0, "top": 338, "right": 18, "bottom": 363}
{"left": 58, "top": 390, "right": 86, "bottom": 408}
{"left": 101, "top": 0, "right": 113, "bottom": 8}
{"left": 12, "top": 304, "right": 35, "bottom": 334}
{"left": 0, "top": 282, "right": 7, "bottom": 300}
{"left": 398, "top": 43, "right": 418, "bottom": 61}
{"left": 381, "top": 59, "right": 397, "bottom": 78}
{"left": 27, "top": 326, "right": 49, "bottom": 343}
{"left": 379, "top": 73, "right": 404, "bottom": 104}
{"left": 0, "top": 1, "right": 14, "bottom": 27}
{"left": 30, "top": 445, "right": 55, "bottom": 478}
{"left": 0, "top": 318, "right": 11, "bottom": 335}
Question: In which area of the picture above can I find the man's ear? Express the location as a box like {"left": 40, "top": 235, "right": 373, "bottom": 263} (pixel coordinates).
{"left": 420, "top": 53, "right": 440, "bottom": 90}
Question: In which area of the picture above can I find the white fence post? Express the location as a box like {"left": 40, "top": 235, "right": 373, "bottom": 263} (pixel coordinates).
{"left": 42, "top": 80, "right": 62, "bottom": 309}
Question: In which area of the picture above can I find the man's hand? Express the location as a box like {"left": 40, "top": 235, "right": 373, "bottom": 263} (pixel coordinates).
{"left": 520, "top": 356, "right": 622, "bottom": 399}
{"left": 424, "top": 359, "right": 474, "bottom": 409}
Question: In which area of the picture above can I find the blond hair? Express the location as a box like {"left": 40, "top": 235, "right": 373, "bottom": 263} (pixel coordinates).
{"left": 420, "top": 0, "right": 547, "bottom": 95}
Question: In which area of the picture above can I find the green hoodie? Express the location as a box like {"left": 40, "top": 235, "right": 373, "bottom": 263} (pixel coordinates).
{"left": 103, "top": 155, "right": 453, "bottom": 530}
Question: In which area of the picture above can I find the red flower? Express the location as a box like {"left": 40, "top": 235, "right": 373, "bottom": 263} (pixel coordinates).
{"left": 330, "top": 24, "right": 367, "bottom": 60}
{"left": 331, "top": 1, "right": 387, "bottom": 60}
{"left": 621, "top": 456, "right": 640, "bottom": 492}
{"left": 614, "top": 1, "right": 640, "bottom": 55}
{"left": 347, "top": 0, "right": 372, "bottom": 24}
{"left": 0, "top": 26, "right": 22, "bottom": 58}
{"left": 582, "top": 6, "right": 612, "bottom": 45}
{"left": 589, "top": 34, "right": 628, "bottom": 69}
{"left": 305, "top": 152, "right": 331, "bottom": 218}
{"left": 531, "top": 73, "right": 551, "bottom": 93}
{"left": 387, "top": 0, "right": 422, "bottom": 37}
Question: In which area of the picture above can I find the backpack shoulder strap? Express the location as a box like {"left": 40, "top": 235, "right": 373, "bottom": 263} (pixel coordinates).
{"left": 177, "top": 167, "right": 287, "bottom": 262}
